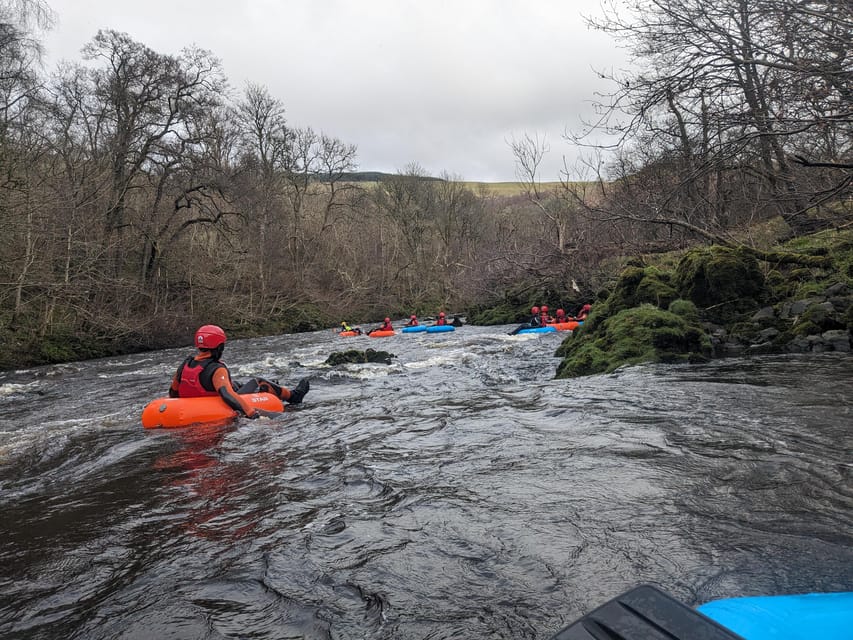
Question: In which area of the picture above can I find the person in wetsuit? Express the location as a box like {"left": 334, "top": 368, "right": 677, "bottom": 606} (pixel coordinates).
{"left": 405, "top": 315, "right": 419, "bottom": 327}
{"left": 509, "top": 306, "right": 543, "bottom": 335}
{"left": 368, "top": 317, "right": 394, "bottom": 335}
{"left": 435, "top": 312, "right": 447, "bottom": 326}
{"left": 169, "top": 324, "right": 309, "bottom": 417}
{"left": 339, "top": 321, "right": 362, "bottom": 334}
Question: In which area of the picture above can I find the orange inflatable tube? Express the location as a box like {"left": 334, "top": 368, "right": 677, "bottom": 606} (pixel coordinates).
{"left": 338, "top": 330, "right": 360, "bottom": 337}
{"left": 368, "top": 330, "right": 395, "bottom": 338}
{"left": 547, "top": 321, "right": 580, "bottom": 331}
{"left": 141, "top": 392, "right": 284, "bottom": 429}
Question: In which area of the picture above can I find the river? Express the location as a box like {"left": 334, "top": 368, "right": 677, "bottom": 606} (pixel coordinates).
{"left": 0, "top": 324, "right": 851, "bottom": 639}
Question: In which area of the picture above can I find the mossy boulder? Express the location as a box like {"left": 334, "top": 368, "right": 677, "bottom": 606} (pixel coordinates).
{"left": 555, "top": 303, "right": 711, "bottom": 378}
{"left": 791, "top": 302, "right": 846, "bottom": 337}
{"left": 673, "top": 246, "right": 765, "bottom": 323}
{"left": 611, "top": 265, "right": 678, "bottom": 310}
{"left": 325, "top": 349, "right": 395, "bottom": 366}
{"left": 580, "top": 266, "right": 678, "bottom": 334}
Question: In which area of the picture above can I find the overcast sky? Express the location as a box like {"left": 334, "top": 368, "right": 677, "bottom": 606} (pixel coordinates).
{"left": 39, "top": 0, "right": 627, "bottom": 182}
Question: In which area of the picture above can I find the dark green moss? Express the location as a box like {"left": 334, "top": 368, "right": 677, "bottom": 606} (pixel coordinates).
{"left": 667, "top": 299, "right": 700, "bottom": 324}
{"left": 468, "top": 303, "right": 521, "bottom": 326}
{"left": 791, "top": 303, "right": 845, "bottom": 336}
{"left": 763, "top": 270, "right": 785, "bottom": 298}
{"left": 673, "top": 246, "right": 765, "bottom": 323}
{"left": 728, "top": 322, "right": 761, "bottom": 342}
{"left": 578, "top": 266, "right": 678, "bottom": 335}
{"left": 614, "top": 266, "right": 678, "bottom": 309}
{"left": 790, "top": 320, "right": 823, "bottom": 337}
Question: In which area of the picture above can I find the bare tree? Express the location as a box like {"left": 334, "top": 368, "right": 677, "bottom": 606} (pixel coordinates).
{"left": 233, "top": 82, "right": 289, "bottom": 308}
{"left": 80, "top": 30, "right": 227, "bottom": 273}
{"left": 511, "top": 132, "right": 579, "bottom": 255}
{"left": 579, "top": 0, "right": 852, "bottom": 240}
{"left": 0, "top": 1, "right": 52, "bottom": 327}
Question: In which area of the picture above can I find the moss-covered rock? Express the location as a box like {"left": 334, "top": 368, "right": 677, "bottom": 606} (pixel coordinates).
{"left": 728, "top": 321, "right": 761, "bottom": 343}
{"left": 791, "top": 302, "right": 846, "bottom": 336}
{"left": 325, "top": 349, "right": 395, "bottom": 366}
{"left": 765, "top": 269, "right": 796, "bottom": 301}
{"left": 555, "top": 304, "right": 711, "bottom": 378}
{"left": 673, "top": 246, "right": 766, "bottom": 323}
{"left": 612, "top": 266, "right": 678, "bottom": 310}
{"left": 578, "top": 266, "right": 678, "bottom": 335}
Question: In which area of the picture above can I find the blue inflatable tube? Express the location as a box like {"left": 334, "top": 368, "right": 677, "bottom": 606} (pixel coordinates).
{"left": 517, "top": 326, "right": 557, "bottom": 334}
{"left": 426, "top": 325, "right": 455, "bottom": 333}
{"left": 401, "top": 325, "right": 427, "bottom": 333}
{"left": 549, "top": 585, "right": 853, "bottom": 640}
{"left": 698, "top": 592, "right": 853, "bottom": 640}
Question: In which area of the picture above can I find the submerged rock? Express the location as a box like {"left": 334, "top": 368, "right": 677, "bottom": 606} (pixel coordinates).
{"left": 325, "top": 349, "right": 396, "bottom": 366}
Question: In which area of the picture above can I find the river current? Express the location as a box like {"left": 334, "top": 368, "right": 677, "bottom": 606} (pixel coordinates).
{"left": 0, "top": 324, "right": 851, "bottom": 639}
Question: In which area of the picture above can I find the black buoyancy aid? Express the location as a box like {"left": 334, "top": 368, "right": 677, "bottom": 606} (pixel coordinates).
{"left": 177, "top": 356, "right": 224, "bottom": 397}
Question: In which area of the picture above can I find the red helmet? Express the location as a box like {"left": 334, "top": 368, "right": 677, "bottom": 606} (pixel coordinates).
{"left": 411, "top": 315, "right": 417, "bottom": 319}
{"left": 542, "top": 305, "right": 549, "bottom": 312}
{"left": 384, "top": 317, "right": 390, "bottom": 323}
{"left": 439, "top": 312, "right": 445, "bottom": 317}
{"left": 531, "top": 306, "right": 540, "bottom": 314}
{"left": 582, "top": 304, "right": 592, "bottom": 311}
{"left": 195, "top": 324, "right": 226, "bottom": 349}
{"left": 556, "top": 308, "right": 565, "bottom": 316}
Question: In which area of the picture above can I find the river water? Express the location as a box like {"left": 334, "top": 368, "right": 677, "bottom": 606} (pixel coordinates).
{"left": 0, "top": 324, "right": 851, "bottom": 639}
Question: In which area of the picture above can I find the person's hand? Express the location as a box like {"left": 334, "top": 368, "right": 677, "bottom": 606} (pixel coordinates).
{"left": 246, "top": 408, "right": 260, "bottom": 419}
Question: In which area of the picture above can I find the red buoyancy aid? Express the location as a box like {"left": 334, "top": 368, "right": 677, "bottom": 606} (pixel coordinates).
{"left": 177, "top": 357, "right": 224, "bottom": 397}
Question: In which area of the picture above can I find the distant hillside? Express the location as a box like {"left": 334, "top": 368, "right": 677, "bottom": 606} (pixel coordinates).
{"left": 335, "top": 172, "right": 443, "bottom": 182}
{"left": 332, "top": 172, "right": 561, "bottom": 196}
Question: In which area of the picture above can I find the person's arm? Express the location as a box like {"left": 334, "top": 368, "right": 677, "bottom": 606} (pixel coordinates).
{"left": 210, "top": 367, "right": 258, "bottom": 417}
{"left": 168, "top": 361, "right": 185, "bottom": 397}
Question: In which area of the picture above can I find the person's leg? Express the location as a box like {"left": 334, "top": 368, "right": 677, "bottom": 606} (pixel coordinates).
{"left": 255, "top": 378, "right": 283, "bottom": 396}
{"left": 236, "top": 379, "right": 260, "bottom": 394}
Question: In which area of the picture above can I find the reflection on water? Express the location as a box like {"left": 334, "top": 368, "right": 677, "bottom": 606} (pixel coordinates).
{"left": 0, "top": 328, "right": 851, "bottom": 639}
